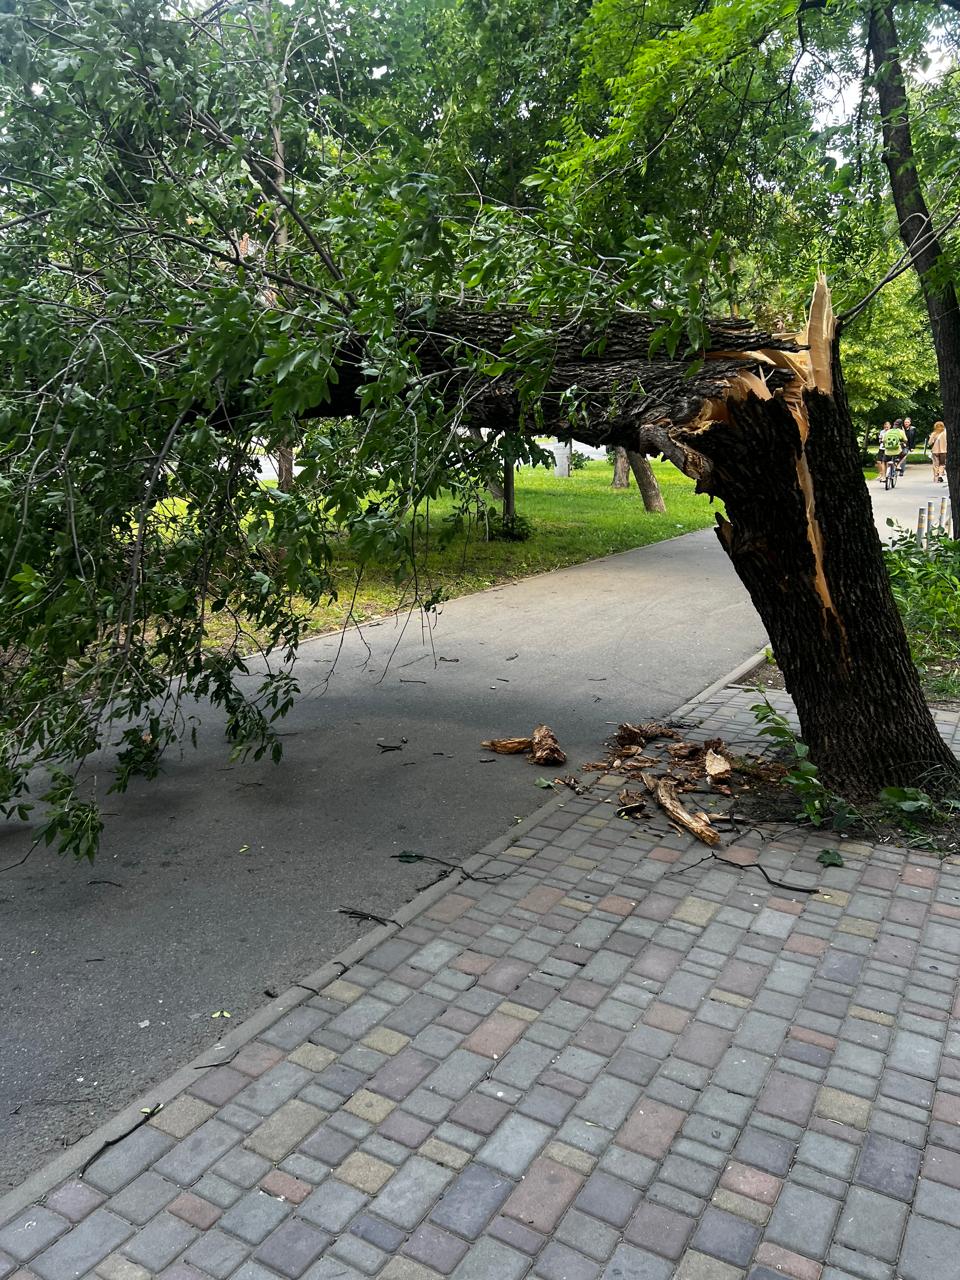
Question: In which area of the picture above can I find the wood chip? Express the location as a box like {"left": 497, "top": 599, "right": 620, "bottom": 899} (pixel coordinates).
{"left": 705, "top": 749, "right": 733, "bottom": 781}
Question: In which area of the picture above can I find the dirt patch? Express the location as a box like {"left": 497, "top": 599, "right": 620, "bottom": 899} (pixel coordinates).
{"left": 734, "top": 656, "right": 785, "bottom": 691}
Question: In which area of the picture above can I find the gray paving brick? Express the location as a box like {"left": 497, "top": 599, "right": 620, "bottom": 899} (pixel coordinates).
{"left": 297, "top": 1179, "right": 368, "bottom": 1234}
{"left": 493, "top": 1042, "right": 555, "bottom": 1090}
{"left": 254, "top": 1218, "right": 330, "bottom": 1277}
{"left": 349, "top": 1213, "right": 404, "bottom": 1252}
{"left": 430, "top": 1163, "right": 513, "bottom": 1239}
{"left": 796, "top": 1132, "right": 859, "bottom": 1180}
{"left": 713, "top": 1048, "right": 772, "bottom": 1096}
{"left": 218, "top": 1190, "right": 291, "bottom": 1243}
{"left": 555, "top": 1209, "right": 619, "bottom": 1261}
{"left": 535, "top": 1241, "right": 600, "bottom": 1280}
{"left": 328, "top": 1229, "right": 386, "bottom": 1274}
{"left": 153, "top": 1120, "right": 242, "bottom": 1185}
{"left": 261, "top": 1007, "right": 329, "bottom": 1050}
{"left": 835, "top": 1187, "right": 908, "bottom": 1263}
{"left": 692, "top": 1206, "right": 760, "bottom": 1268}
{"left": 899, "top": 1214, "right": 960, "bottom": 1280}
{"left": 624, "top": 1202, "right": 694, "bottom": 1259}
{"left": 368, "top": 1156, "right": 453, "bottom": 1229}
{"left": 574, "top": 1171, "right": 641, "bottom": 1228}
{"left": 602, "top": 1242, "right": 673, "bottom": 1279}
{"left": 733, "top": 1128, "right": 795, "bottom": 1175}
{"left": 122, "top": 1212, "right": 198, "bottom": 1270}
{"left": 450, "top": 1235, "right": 530, "bottom": 1279}
{"left": 423, "top": 1050, "right": 491, "bottom": 1100}
{"left": 403, "top": 1221, "right": 469, "bottom": 1274}
{"left": 108, "top": 1171, "right": 179, "bottom": 1223}
{"left": 766, "top": 1183, "right": 840, "bottom": 1259}
{"left": 30, "top": 1209, "right": 132, "bottom": 1280}
{"left": 887, "top": 1030, "right": 942, "bottom": 1080}
{"left": 214, "top": 1146, "right": 272, "bottom": 1188}
{"left": 597, "top": 1146, "right": 656, "bottom": 1188}
{"left": 855, "top": 1131, "right": 921, "bottom": 1201}
{"left": 82, "top": 1126, "right": 176, "bottom": 1194}
{"left": 914, "top": 1177, "right": 960, "bottom": 1227}
{"left": 303, "top": 1259, "right": 364, "bottom": 1279}
{"left": 479, "top": 1115, "right": 552, "bottom": 1177}
{"left": 234, "top": 1062, "right": 314, "bottom": 1114}
{"left": 576, "top": 1077, "right": 642, "bottom": 1130}
{"left": 0, "top": 1208, "right": 70, "bottom": 1262}
{"left": 183, "top": 1227, "right": 251, "bottom": 1278}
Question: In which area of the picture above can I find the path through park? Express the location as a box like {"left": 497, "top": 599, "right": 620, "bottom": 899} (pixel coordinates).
{"left": 0, "top": 465, "right": 948, "bottom": 1193}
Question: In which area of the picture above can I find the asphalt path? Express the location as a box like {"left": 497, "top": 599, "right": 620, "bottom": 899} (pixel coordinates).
{"left": 0, "top": 524, "right": 767, "bottom": 1192}
{"left": 0, "top": 464, "right": 948, "bottom": 1192}
{"left": 869, "top": 454, "right": 952, "bottom": 541}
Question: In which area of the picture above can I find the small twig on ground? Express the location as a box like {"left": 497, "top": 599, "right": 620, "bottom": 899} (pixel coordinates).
{"left": 80, "top": 1104, "right": 163, "bottom": 1177}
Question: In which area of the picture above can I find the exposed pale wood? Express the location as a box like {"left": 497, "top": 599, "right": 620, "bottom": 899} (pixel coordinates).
{"left": 640, "top": 771, "right": 722, "bottom": 846}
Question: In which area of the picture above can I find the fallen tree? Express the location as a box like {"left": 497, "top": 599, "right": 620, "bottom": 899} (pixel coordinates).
{"left": 304, "top": 280, "right": 959, "bottom": 797}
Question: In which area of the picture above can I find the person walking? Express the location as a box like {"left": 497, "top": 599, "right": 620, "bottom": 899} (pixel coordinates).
{"left": 929, "top": 420, "right": 948, "bottom": 483}
{"left": 905, "top": 417, "right": 916, "bottom": 451}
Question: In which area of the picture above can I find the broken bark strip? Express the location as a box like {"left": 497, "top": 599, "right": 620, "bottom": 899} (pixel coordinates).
{"left": 481, "top": 724, "right": 566, "bottom": 765}
{"left": 640, "top": 771, "right": 721, "bottom": 846}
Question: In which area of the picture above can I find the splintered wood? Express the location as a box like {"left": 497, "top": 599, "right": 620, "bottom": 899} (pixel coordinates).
{"left": 640, "top": 771, "right": 722, "bottom": 846}
{"left": 481, "top": 724, "right": 566, "bottom": 765}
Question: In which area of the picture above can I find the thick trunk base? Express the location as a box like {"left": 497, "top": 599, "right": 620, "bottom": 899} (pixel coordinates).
{"left": 685, "top": 347, "right": 958, "bottom": 798}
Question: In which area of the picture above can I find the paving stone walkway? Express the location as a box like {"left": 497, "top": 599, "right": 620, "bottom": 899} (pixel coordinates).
{"left": 3, "top": 687, "right": 960, "bottom": 1280}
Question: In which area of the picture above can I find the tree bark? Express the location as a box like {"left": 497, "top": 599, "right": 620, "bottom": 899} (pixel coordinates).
{"left": 868, "top": 3, "right": 960, "bottom": 534}
{"left": 277, "top": 447, "right": 294, "bottom": 491}
{"left": 627, "top": 451, "right": 666, "bottom": 512}
{"left": 265, "top": 0, "right": 295, "bottom": 496}
{"left": 612, "top": 446, "right": 631, "bottom": 488}
{"left": 685, "top": 327, "right": 958, "bottom": 796}
{"left": 502, "top": 459, "right": 515, "bottom": 521}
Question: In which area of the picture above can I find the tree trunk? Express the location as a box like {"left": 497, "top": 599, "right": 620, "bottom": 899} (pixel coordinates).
{"left": 627, "top": 451, "right": 666, "bottom": 512}
{"left": 502, "top": 459, "right": 515, "bottom": 520}
{"left": 868, "top": 3, "right": 960, "bottom": 535}
{"left": 277, "top": 446, "right": 294, "bottom": 492}
{"left": 685, "top": 309, "right": 958, "bottom": 796}
{"left": 611, "top": 446, "right": 631, "bottom": 488}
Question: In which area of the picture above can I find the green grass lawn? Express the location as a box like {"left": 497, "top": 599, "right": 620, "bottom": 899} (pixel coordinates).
{"left": 210, "top": 459, "right": 717, "bottom": 647}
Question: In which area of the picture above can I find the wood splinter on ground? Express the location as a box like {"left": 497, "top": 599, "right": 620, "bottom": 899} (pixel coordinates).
{"left": 640, "top": 770, "right": 722, "bottom": 846}
{"left": 481, "top": 723, "right": 566, "bottom": 765}
{"left": 705, "top": 748, "right": 733, "bottom": 781}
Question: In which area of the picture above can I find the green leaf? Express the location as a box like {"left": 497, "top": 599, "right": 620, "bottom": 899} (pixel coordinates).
{"left": 817, "top": 849, "right": 845, "bottom": 868}
{"left": 535, "top": 777, "right": 556, "bottom": 789}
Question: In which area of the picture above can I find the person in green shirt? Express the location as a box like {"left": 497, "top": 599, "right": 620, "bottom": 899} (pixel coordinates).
{"left": 880, "top": 421, "right": 907, "bottom": 480}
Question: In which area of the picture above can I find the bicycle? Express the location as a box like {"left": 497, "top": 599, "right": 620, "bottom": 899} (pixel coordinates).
{"left": 884, "top": 456, "right": 899, "bottom": 489}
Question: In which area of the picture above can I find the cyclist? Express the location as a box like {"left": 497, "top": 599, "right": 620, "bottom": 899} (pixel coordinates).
{"left": 881, "top": 420, "right": 907, "bottom": 485}
{"left": 875, "top": 420, "right": 893, "bottom": 481}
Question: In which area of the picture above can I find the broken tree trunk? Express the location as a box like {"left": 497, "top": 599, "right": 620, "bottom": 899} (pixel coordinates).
{"left": 680, "top": 280, "right": 958, "bottom": 796}
{"left": 296, "top": 282, "right": 958, "bottom": 797}
{"left": 627, "top": 451, "right": 666, "bottom": 513}
{"left": 612, "top": 447, "right": 631, "bottom": 488}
